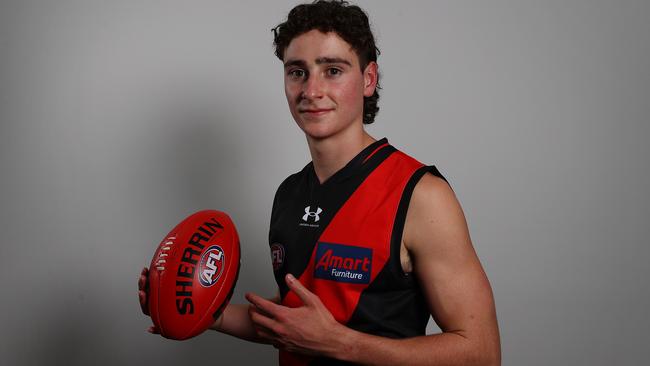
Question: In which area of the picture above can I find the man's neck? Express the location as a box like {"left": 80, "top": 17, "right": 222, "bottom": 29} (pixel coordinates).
{"left": 306, "top": 128, "right": 376, "bottom": 184}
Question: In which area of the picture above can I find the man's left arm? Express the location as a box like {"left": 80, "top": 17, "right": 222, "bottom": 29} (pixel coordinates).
{"left": 246, "top": 173, "right": 501, "bottom": 365}
{"left": 337, "top": 173, "right": 501, "bottom": 365}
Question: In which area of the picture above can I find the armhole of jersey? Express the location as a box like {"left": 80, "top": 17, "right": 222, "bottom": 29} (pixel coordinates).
{"left": 389, "top": 165, "right": 450, "bottom": 280}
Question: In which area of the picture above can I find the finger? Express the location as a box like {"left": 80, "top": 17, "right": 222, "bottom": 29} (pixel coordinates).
{"left": 253, "top": 324, "right": 275, "bottom": 339}
{"left": 255, "top": 325, "right": 283, "bottom": 349}
{"left": 285, "top": 274, "right": 315, "bottom": 306}
{"left": 138, "top": 275, "right": 145, "bottom": 291}
{"left": 138, "top": 267, "right": 149, "bottom": 291}
{"left": 247, "top": 312, "right": 282, "bottom": 348}
{"left": 147, "top": 325, "right": 160, "bottom": 334}
{"left": 249, "top": 309, "right": 275, "bottom": 333}
{"left": 255, "top": 328, "right": 280, "bottom": 348}
{"left": 248, "top": 302, "right": 273, "bottom": 319}
{"left": 139, "top": 290, "right": 149, "bottom": 315}
{"left": 249, "top": 305, "right": 281, "bottom": 334}
{"left": 245, "top": 292, "right": 284, "bottom": 317}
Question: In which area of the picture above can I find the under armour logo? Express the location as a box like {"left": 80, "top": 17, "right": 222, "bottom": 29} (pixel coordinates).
{"left": 302, "top": 206, "right": 322, "bottom": 222}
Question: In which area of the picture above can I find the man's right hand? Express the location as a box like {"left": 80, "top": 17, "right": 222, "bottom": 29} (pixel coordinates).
{"left": 138, "top": 266, "right": 263, "bottom": 341}
{"left": 138, "top": 266, "right": 160, "bottom": 334}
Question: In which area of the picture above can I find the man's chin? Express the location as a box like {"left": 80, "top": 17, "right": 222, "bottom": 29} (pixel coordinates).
{"left": 300, "top": 126, "right": 336, "bottom": 141}
{"left": 295, "top": 116, "right": 357, "bottom": 142}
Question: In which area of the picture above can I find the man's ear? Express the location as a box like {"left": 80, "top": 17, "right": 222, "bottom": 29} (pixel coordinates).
{"left": 363, "top": 61, "right": 378, "bottom": 97}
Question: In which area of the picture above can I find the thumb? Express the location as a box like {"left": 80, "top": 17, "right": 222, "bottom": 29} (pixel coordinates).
{"left": 285, "top": 274, "right": 314, "bottom": 306}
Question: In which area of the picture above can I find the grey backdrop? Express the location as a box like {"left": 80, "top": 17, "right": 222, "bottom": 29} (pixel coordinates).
{"left": 1, "top": 0, "right": 649, "bottom": 365}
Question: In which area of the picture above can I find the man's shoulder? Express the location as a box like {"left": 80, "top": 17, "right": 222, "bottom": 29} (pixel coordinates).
{"left": 404, "top": 170, "right": 465, "bottom": 253}
{"left": 412, "top": 172, "right": 454, "bottom": 204}
{"left": 388, "top": 144, "right": 447, "bottom": 180}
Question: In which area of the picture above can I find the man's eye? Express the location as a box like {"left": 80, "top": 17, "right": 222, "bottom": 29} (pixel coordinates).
{"left": 327, "top": 68, "right": 342, "bottom": 76}
{"left": 288, "top": 69, "right": 305, "bottom": 78}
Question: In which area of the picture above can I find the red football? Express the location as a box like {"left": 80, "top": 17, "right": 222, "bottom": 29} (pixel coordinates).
{"left": 147, "top": 210, "right": 240, "bottom": 340}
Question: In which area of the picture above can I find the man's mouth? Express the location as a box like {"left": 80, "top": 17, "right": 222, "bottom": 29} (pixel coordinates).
{"left": 299, "top": 108, "right": 334, "bottom": 116}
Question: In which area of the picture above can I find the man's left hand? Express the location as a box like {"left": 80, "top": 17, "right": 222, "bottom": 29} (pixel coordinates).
{"left": 245, "top": 274, "right": 348, "bottom": 357}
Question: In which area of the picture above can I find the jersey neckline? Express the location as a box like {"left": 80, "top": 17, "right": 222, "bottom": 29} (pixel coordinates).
{"left": 307, "top": 137, "right": 390, "bottom": 187}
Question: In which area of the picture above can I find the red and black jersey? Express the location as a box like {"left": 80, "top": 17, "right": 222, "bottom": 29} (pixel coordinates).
{"left": 268, "top": 138, "right": 449, "bottom": 366}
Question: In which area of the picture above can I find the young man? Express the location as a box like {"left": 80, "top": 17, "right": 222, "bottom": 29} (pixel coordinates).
{"left": 139, "top": 1, "right": 500, "bottom": 365}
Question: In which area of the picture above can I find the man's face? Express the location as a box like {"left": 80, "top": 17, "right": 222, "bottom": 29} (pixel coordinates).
{"left": 283, "top": 30, "right": 377, "bottom": 141}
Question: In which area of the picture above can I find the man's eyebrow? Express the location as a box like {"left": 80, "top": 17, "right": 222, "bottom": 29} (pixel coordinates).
{"left": 284, "top": 59, "right": 306, "bottom": 69}
{"left": 315, "top": 57, "right": 352, "bottom": 66}
{"left": 283, "top": 57, "right": 352, "bottom": 68}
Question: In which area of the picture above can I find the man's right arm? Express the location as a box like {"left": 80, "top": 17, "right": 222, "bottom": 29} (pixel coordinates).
{"left": 138, "top": 266, "right": 277, "bottom": 345}
{"left": 210, "top": 294, "right": 280, "bottom": 344}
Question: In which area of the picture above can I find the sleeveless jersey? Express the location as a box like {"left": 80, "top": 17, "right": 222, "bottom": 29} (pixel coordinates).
{"left": 268, "top": 138, "right": 449, "bottom": 366}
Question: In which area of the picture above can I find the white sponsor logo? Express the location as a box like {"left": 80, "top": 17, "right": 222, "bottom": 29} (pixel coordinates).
{"left": 302, "top": 206, "right": 322, "bottom": 222}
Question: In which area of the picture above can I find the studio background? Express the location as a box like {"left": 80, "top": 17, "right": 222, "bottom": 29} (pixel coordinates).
{"left": 1, "top": 0, "right": 648, "bottom": 365}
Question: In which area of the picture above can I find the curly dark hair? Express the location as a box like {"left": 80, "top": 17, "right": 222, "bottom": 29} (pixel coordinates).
{"left": 272, "top": 0, "right": 381, "bottom": 125}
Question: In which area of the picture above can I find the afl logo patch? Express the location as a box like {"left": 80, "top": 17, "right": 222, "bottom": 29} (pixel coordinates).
{"left": 198, "top": 245, "right": 225, "bottom": 287}
{"left": 270, "top": 243, "right": 285, "bottom": 271}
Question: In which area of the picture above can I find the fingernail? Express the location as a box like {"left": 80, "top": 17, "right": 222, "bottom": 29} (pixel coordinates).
{"left": 286, "top": 274, "right": 295, "bottom": 283}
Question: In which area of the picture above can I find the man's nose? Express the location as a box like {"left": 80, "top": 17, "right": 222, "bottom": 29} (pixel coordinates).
{"left": 301, "top": 73, "right": 324, "bottom": 100}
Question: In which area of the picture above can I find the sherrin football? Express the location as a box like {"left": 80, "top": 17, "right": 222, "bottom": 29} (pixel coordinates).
{"left": 147, "top": 210, "right": 240, "bottom": 340}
